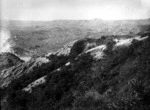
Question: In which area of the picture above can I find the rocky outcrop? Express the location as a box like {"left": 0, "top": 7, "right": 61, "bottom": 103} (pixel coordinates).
{"left": 0, "top": 52, "right": 24, "bottom": 72}
{"left": 23, "top": 75, "right": 46, "bottom": 92}
{"left": 55, "top": 40, "right": 77, "bottom": 56}
{"left": 70, "top": 38, "right": 97, "bottom": 59}
{"left": 0, "top": 57, "right": 50, "bottom": 88}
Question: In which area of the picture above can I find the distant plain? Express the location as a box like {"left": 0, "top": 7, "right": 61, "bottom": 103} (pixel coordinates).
{"left": 1, "top": 19, "right": 150, "bottom": 57}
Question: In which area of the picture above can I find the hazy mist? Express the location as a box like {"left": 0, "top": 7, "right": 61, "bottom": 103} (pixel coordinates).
{"left": 1, "top": 0, "right": 150, "bottom": 21}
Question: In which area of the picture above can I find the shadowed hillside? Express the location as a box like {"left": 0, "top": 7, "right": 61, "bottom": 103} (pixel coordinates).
{"left": 1, "top": 32, "right": 150, "bottom": 110}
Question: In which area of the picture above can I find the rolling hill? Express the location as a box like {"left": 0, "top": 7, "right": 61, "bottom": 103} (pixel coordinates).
{"left": 1, "top": 19, "right": 150, "bottom": 58}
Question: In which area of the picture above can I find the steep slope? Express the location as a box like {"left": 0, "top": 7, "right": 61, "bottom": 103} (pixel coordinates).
{"left": 0, "top": 40, "right": 78, "bottom": 89}
{"left": 0, "top": 57, "right": 49, "bottom": 88}
{"left": 1, "top": 33, "right": 150, "bottom": 110}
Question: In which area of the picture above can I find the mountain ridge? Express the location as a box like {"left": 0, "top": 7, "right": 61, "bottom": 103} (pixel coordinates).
{"left": 1, "top": 32, "right": 150, "bottom": 110}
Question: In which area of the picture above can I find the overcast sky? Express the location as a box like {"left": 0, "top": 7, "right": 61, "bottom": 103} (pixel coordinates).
{"left": 1, "top": 0, "right": 150, "bottom": 21}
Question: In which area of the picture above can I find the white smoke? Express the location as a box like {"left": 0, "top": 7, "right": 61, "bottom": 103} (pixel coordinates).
{"left": 0, "top": 29, "right": 12, "bottom": 53}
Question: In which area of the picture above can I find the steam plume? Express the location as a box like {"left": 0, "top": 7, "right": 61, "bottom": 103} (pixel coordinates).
{"left": 0, "top": 29, "right": 11, "bottom": 53}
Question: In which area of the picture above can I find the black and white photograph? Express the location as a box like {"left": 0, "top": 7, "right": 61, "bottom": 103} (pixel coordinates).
{"left": 0, "top": 0, "right": 150, "bottom": 110}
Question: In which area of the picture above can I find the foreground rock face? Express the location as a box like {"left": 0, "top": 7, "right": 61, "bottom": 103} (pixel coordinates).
{"left": 1, "top": 34, "right": 150, "bottom": 110}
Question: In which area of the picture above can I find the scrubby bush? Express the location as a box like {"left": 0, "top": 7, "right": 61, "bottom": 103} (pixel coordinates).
{"left": 3, "top": 34, "right": 150, "bottom": 110}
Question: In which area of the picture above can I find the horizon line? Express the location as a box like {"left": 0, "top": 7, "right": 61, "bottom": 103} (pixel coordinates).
{"left": 1, "top": 17, "right": 150, "bottom": 22}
